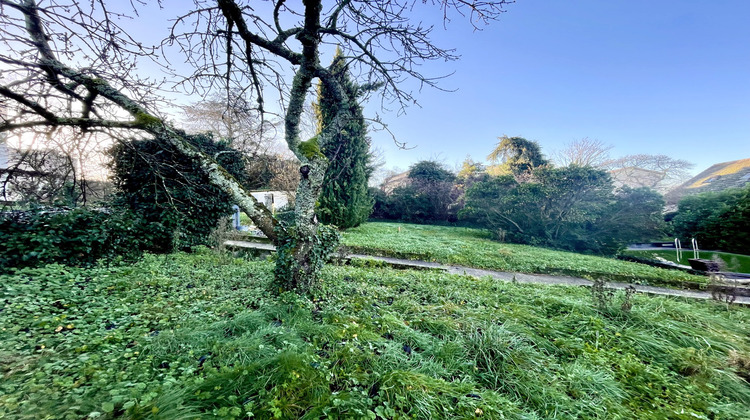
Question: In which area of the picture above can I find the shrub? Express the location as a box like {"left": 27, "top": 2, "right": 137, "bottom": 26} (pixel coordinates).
{"left": 460, "top": 166, "right": 665, "bottom": 254}
{"left": 671, "top": 185, "right": 750, "bottom": 254}
{"left": 369, "top": 187, "right": 389, "bottom": 219}
{"left": 374, "top": 161, "right": 459, "bottom": 223}
{"left": 0, "top": 206, "right": 143, "bottom": 272}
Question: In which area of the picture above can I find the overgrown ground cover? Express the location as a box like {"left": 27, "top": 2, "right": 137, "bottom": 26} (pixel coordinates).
{"left": 3, "top": 250, "right": 750, "bottom": 419}
{"left": 342, "top": 222, "right": 707, "bottom": 288}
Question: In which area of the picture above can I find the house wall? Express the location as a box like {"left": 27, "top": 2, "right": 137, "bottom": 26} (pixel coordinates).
{"left": 250, "top": 191, "right": 290, "bottom": 213}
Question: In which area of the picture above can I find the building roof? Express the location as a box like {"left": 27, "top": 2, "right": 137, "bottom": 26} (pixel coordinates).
{"left": 381, "top": 171, "right": 410, "bottom": 194}
{"left": 664, "top": 158, "right": 750, "bottom": 206}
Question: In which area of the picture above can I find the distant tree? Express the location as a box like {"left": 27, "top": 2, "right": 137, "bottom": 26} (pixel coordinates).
{"left": 487, "top": 136, "right": 548, "bottom": 177}
{"left": 459, "top": 174, "right": 546, "bottom": 243}
{"left": 457, "top": 157, "right": 487, "bottom": 181}
{"left": 380, "top": 161, "right": 458, "bottom": 223}
{"left": 3, "top": 129, "right": 111, "bottom": 206}
{"left": 407, "top": 161, "right": 458, "bottom": 222}
{"left": 454, "top": 156, "right": 489, "bottom": 212}
{"left": 553, "top": 138, "right": 613, "bottom": 167}
{"left": 369, "top": 187, "right": 390, "bottom": 219}
{"left": 315, "top": 49, "right": 374, "bottom": 229}
{"left": 180, "top": 92, "right": 298, "bottom": 192}
{"left": 111, "top": 132, "right": 247, "bottom": 252}
{"left": 525, "top": 166, "right": 615, "bottom": 250}
{"left": 460, "top": 165, "right": 663, "bottom": 254}
{"left": 603, "top": 154, "right": 694, "bottom": 193}
{"left": 266, "top": 157, "right": 301, "bottom": 204}
{"left": 584, "top": 187, "right": 666, "bottom": 254}
{"left": 5, "top": 147, "right": 74, "bottom": 204}
{"left": 409, "top": 160, "right": 456, "bottom": 185}
{"left": 181, "top": 92, "right": 281, "bottom": 155}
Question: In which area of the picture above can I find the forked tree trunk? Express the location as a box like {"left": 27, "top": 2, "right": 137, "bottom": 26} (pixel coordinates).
{"left": 274, "top": 150, "right": 339, "bottom": 292}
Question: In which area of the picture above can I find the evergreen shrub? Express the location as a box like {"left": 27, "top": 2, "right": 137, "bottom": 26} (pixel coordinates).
{"left": 0, "top": 207, "right": 143, "bottom": 272}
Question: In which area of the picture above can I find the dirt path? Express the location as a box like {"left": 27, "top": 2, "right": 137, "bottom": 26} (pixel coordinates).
{"left": 225, "top": 240, "right": 750, "bottom": 306}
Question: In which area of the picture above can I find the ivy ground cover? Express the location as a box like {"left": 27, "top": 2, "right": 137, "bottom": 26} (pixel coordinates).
{"left": 3, "top": 250, "right": 750, "bottom": 418}
{"left": 342, "top": 222, "right": 707, "bottom": 288}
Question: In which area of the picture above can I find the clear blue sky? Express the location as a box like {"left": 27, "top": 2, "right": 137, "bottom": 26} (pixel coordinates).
{"left": 367, "top": 0, "right": 750, "bottom": 174}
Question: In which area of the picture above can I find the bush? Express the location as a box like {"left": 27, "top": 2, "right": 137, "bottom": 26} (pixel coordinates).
{"left": 671, "top": 185, "right": 750, "bottom": 254}
{"left": 369, "top": 187, "right": 389, "bottom": 219}
{"left": 0, "top": 207, "right": 144, "bottom": 272}
{"left": 373, "top": 161, "right": 459, "bottom": 223}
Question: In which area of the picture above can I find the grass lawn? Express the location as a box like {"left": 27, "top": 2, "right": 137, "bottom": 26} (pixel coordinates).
{"left": 342, "top": 222, "right": 708, "bottom": 288}
{"left": 2, "top": 250, "right": 750, "bottom": 419}
{"left": 239, "top": 213, "right": 253, "bottom": 226}
{"left": 623, "top": 250, "right": 750, "bottom": 274}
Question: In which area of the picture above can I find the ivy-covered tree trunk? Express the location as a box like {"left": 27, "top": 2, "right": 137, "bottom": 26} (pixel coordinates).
{"left": 269, "top": 0, "right": 344, "bottom": 292}
{"left": 274, "top": 159, "right": 338, "bottom": 292}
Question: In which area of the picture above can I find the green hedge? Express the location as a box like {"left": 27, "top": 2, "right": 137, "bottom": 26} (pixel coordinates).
{"left": 0, "top": 207, "right": 144, "bottom": 272}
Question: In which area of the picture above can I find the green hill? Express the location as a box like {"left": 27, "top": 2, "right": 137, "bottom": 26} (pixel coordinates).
{"left": 342, "top": 222, "right": 706, "bottom": 288}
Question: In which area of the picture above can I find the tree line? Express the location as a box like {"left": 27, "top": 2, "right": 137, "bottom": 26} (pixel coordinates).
{"left": 374, "top": 137, "right": 667, "bottom": 255}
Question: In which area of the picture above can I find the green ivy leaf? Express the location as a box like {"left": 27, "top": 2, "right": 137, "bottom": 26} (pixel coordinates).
{"left": 101, "top": 402, "right": 115, "bottom": 413}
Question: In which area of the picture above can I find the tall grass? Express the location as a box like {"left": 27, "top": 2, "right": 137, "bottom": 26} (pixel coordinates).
{"left": 2, "top": 250, "right": 749, "bottom": 419}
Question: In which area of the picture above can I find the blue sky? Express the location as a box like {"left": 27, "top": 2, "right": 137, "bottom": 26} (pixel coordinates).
{"left": 367, "top": 0, "right": 750, "bottom": 174}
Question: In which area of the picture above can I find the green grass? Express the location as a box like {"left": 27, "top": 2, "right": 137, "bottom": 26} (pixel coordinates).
{"left": 342, "top": 222, "right": 708, "bottom": 288}
{"left": 239, "top": 213, "right": 253, "bottom": 226}
{"left": 3, "top": 250, "right": 750, "bottom": 419}
{"left": 623, "top": 250, "right": 750, "bottom": 274}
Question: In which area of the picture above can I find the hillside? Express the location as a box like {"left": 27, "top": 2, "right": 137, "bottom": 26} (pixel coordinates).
{"left": 341, "top": 222, "right": 707, "bottom": 288}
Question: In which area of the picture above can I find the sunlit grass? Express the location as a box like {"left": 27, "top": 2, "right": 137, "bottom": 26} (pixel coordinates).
{"left": 342, "top": 222, "right": 708, "bottom": 287}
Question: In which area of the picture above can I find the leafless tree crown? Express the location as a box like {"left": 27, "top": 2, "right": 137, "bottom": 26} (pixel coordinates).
{"left": 554, "top": 137, "right": 613, "bottom": 168}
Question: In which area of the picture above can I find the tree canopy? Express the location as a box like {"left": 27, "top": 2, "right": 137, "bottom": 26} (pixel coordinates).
{"left": 671, "top": 185, "right": 750, "bottom": 255}
{"left": 460, "top": 162, "right": 665, "bottom": 254}
{"left": 487, "top": 136, "right": 548, "bottom": 177}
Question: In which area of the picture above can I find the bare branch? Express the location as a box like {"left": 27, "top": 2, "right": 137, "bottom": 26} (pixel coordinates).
{"left": 554, "top": 137, "right": 613, "bottom": 167}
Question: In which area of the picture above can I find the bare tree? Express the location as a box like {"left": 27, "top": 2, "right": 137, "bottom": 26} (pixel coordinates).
{"left": 1, "top": 126, "right": 111, "bottom": 205}
{"left": 553, "top": 137, "right": 613, "bottom": 167}
{"left": 181, "top": 91, "right": 287, "bottom": 156}
{"left": 0, "top": 0, "right": 512, "bottom": 292}
{"left": 553, "top": 139, "right": 693, "bottom": 193}
{"left": 604, "top": 154, "right": 694, "bottom": 193}
{"left": 180, "top": 93, "right": 301, "bottom": 192}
